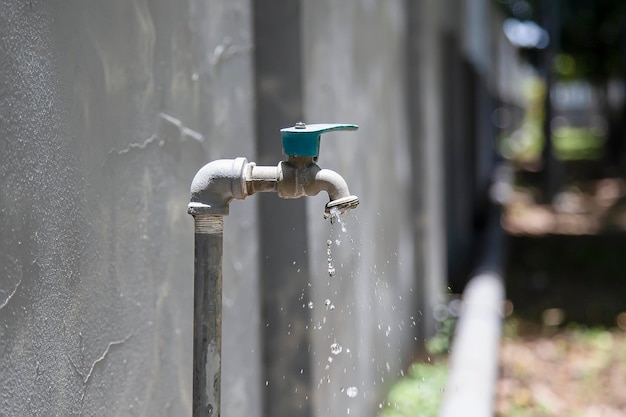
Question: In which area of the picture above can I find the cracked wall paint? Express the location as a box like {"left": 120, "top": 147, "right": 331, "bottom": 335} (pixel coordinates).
{"left": 0, "top": 0, "right": 259, "bottom": 416}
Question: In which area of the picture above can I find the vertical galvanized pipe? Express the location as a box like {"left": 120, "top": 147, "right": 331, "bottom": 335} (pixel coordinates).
{"left": 192, "top": 214, "right": 224, "bottom": 417}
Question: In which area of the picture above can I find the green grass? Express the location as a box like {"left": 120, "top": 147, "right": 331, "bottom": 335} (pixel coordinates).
{"left": 500, "top": 126, "right": 605, "bottom": 163}
{"left": 378, "top": 361, "right": 448, "bottom": 417}
{"left": 552, "top": 127, "right": 604, "bottom": 160}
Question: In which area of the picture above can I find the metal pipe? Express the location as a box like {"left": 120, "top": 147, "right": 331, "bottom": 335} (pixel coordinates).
{"left": 439, "top": 171, "right": 508, "bottom": 417}
{"left": 439, "top": 272, "right": 504, "bottom": 417}
{"left": 187, "top": 123, "right": 359, "bottom": 417}
{"left": 247, "top": 164, "right": 279, "bottom": 194}
{"left": 192, "top": 215, "right": 224, "bottom": 417}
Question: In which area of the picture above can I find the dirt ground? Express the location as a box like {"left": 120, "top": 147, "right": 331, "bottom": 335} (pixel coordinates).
{"left": 496, "top": 322, "right": 626, "bottom": 417}
{"left": 496, "top": 177, "right": 626, "bottom": 416}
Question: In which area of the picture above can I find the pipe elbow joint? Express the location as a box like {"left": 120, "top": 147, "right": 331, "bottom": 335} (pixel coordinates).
{"left": 188, "top": 157, "right": 249, "bottom": 216}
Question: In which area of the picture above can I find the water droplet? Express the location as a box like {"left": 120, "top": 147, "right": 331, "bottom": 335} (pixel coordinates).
{"left": 330, "top": 342, "right": 342, "bottom": 355}
{"left": 324, "top": 299, "right": 331, "bottom": 306}
{"left": 326, "top": 239, "right": 336, "bottom": 276}
{"left": 308, "top": 301, "right": 314, "bottom": 309}
{"left": 346, "top": 386, "right": 358, "bottom": 398}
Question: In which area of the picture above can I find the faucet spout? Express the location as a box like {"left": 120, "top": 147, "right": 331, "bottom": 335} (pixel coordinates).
{"left": 277, "top": 158, "right": 359, "bottom": 218}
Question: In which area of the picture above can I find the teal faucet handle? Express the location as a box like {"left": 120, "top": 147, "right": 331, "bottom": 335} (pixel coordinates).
{"left": 281, "top": 122, "right": 358, "bottom": 158}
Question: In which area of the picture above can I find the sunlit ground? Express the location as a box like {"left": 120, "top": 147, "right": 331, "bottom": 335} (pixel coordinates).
{"left": 496, "top": 319, "right": 626, "bottom": 417}
{"left": 503, "top": 177, "right": 626, "bottom": 235}
{"left": 498, "top": 136, "right": 626, "bottom": 415}
{"left": 377, "top": 95, "right": 626, "bottom": 415}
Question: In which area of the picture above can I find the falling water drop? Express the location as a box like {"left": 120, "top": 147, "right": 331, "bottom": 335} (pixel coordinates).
{"left": 330, "top": 342, "right": 342, "bottom": 355}
{"left": 346, "top": 386, "right": 358, "bottom": 398}
{"left": 326, "top": 239, "right": 336, "bottom": 277}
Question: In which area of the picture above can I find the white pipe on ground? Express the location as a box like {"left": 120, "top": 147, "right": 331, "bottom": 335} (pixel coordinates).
{"left": 439, "top": 271, "right": 504, "bottom": 417}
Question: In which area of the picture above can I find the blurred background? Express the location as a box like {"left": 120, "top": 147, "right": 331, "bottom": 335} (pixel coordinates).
{"left": 1, "top": 0, "right": 626, "bottom": 416}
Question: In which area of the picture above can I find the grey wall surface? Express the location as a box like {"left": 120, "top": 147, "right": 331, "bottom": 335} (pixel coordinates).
{"left": 0, "top": 0, "right": 510, "bottom": 416}
{"left": 302, "top": 2, "right": 426, "bottom": 416}
{"left": 0, "top": 0, "right": 260, "bottom": 416}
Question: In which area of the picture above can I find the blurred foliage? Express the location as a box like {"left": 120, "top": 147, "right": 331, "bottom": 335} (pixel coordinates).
{"left": 499, "top": 77, "right": 546, "bottom": 163}
{"left": 558, "top": 0, "right": 626, "bottom": 83}
{"left": 377, "top": 361, "right": 447, "bottom": 417}
{"left": 425, "top": 315, "right": 456, "bottom": 356}
{"left": 552, "top": 126, "right": 605, "bottom": 160}
{"left": 377, "top": 316, "right": 454, "bottom": 417}
{"left": 499, "top": 76, "right": 605, "bottom": 162}
{"left": 495, "top": 0, "right": 626, "bottom": 83}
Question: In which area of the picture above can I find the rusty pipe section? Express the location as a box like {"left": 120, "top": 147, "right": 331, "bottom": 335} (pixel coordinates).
{"left": 192, "top": 215, "right": 223, "bottom": 417}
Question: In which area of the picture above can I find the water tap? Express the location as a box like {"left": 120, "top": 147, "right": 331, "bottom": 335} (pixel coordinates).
{"left": 188, "top": 122, "right": 359, "bottom": 217}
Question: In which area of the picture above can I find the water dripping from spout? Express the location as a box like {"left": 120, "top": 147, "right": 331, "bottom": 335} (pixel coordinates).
{"left": 328, "top": 206, "right": 347, "bottom": 233}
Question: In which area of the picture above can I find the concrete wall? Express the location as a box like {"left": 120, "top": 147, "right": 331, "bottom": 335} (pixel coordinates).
{"left": 0, "top": 0, "right": 259, "bottom": 415}
{"left": 302, "top": 1, "right": 419, "bottom": 415}
{"left": 0, "top": 1, "right": 516, "bottom": 416}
